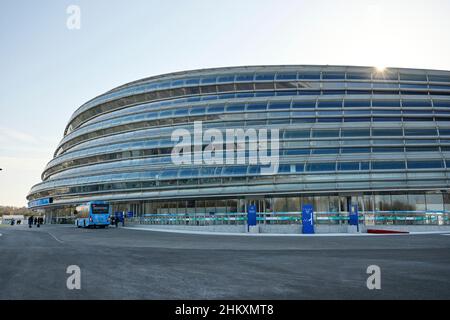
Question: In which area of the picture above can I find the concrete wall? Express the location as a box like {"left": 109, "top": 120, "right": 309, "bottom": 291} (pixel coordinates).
{"left": 129, "top": 224, "right": 353, "bottom": 234}
{"left": 362, "top": 225, "right": 450, "bottom": 233}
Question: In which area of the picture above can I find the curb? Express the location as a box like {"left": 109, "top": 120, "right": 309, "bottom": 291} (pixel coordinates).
{"left": 124, "top": 226, "right": 450, "bottom": 237}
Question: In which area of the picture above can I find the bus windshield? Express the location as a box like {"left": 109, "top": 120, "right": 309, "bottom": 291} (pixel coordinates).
{"left": 91, "top": 204, "right": 109, "bottom": 214}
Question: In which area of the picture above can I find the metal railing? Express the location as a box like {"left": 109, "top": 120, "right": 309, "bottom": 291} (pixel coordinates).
{"left": 126, "top": 211, "right": 450, "bottom": 226}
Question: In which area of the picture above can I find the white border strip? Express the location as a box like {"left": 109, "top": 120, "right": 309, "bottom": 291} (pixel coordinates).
{"left": 124, "top": 227, "right": 450, "bottom": 237}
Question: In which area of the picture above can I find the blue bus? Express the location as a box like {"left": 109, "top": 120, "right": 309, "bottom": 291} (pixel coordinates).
{"left": 74, "top": 202, "right": 110, "bottom": 228}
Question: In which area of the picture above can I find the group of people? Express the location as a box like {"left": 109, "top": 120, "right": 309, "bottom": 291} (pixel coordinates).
{"left": 110, "top": 216, "right": 124, "bottom": 228}
{"left": 28, "top": 216, "right": 44, "bottom": 228}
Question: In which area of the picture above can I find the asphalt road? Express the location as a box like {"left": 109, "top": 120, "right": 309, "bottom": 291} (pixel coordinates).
{"left": 0, "top": 224, "right": 449, "bottom": 300}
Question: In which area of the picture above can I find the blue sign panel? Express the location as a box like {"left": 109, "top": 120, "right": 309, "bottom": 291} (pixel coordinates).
{"left": 127, "top": 211, "right": 134, "bottom": 218}
{"left": 247, "top": 205, "right": 257, "bottom": 228}
{"left": 115, "top": 212, "right": 124, "bottom": 222}
{"left": 28, "top": 198, "right": 52, "bottom": 208}
{"left": 349, "top": 204, "right": 359, "bottom": 227}
{"left": 302, "top": 204, "right": 315, "bottom": 234}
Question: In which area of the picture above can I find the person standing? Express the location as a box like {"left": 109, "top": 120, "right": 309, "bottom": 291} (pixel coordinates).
{"left": 28, "top": 216, "right": 33, "bottom": 228}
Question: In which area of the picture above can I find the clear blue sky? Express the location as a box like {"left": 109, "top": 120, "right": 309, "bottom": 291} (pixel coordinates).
{"left": 1, "top": 0, "right": 450, "bottom": 207}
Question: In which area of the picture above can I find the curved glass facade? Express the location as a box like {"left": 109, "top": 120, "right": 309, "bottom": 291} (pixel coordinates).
{"left": 28, "top": 65, "right": 450, "bottom": 226}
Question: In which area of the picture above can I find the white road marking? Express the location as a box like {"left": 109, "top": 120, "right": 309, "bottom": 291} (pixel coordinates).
{"left": 46, "top": 231, "right": 64, "bottom": 243}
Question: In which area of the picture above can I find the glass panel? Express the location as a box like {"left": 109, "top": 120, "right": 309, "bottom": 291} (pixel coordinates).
{"left": 201, "top": 77, "right": 217, "bottom": 84}
{"left": 363, "top": 195, "right": 374, "bottom": 211}
{"left": 373, "top": 71, "right": 398, "bottom": 80}
{"left": 407, "top": 160, "right": 443, "bottom": 169}
{"left": 400, "top": 73, "right": 427, "bottom": 82}
{"left": 286, "top": 197, "right": 300, "bottom": 212}
{"left": 344, "top": 100, "right": 371, "bottom": 108}
{"left": 207, "top": 105, "right": 225, "bottom": 113}
{"left": 235, "top": 74, "right": 254, "bottom": 82}
{"left": 372, "top": 128, "right": 403, "bottom": 136}
{"left": 372, "top": 100, "right": 401, "bottom": 107}
{"left": 347, "top": 72, "right": 371, "bottom": 80}
{"left": 255, "top": 73, "right": 275, "bottom": 81}
{"left": 311, "top": 148, "right": 339, "bottom": 155}
{"left": 338, "top": 162, "right": 360, "bottom": 171}
{"left": 402, "top": 100, "right": 432, "bottom": 108}
{"left": 273, "top": 198, "right": 287, "bottom": 212}
{"left": 190, "top": 107, "right": 206, "bottom": 115}
{"left": 285, "top": 149, "right": 310, "bottom": 156}
{"left": 278, "top": 164, "right": 291, "bottom": 173}
{"left": 372, "top": 147, "right": 404, "bottom": 153}
{"left": 374, "top": 194, "right": 391, "bottom": 211}
{"left": 329, "top": 196, "right": 340, "bottom": 213}
{"left": 317, "top": 100, "right": 342, "bottom": 108}
{"left": 248, "top": 166, "right": 261, "bottom": 175}
{"left": 404, "top": 128, "right": 437, "bottom": 136}
{"left": 317, "top": 117, "right": 342, "bottom": 123}
{"left": 322, "top": 72, "right": 345, "bottom": 80}
{"left": 298, "top": 72, "right": 320, "bottom": 80}
{"left": 306, "top": 162, "right": 336, "bottom": 172}
{"left": 341, "top": 147, "right": 371, "bottom": 154}
{"left": 341, "top": 129, "right": 370, "bottom": 137}
{"left": 227, "top": 104, "right": 245, "bottom": 112}
{"left": 428, "top": 75, "right": 450, "bottom": 83}
{"left": 440, "top": 128, "right": 450, "bottom": 136}
{"left": 434, "top": 100, "right": 450, "bottom": 108}
{"left": 292, "top": 101, "right": 316, "bottom": 108}
{"left": 174, "top": 108, "right": 189, "bottom": 116}
{"left": 312, "top": 129, "right": 340, "bottom": 138}
{"left": 269, "top": 102, "right": 291, "bottom": 110}
{"left": 426, "top": 194, "right": 444, "bottom": 211}
{"left": 276, "top": 73, "right": 297, "bottom": 80}
{"left": 361, "top": 162, "right": 370, "bottom": 170}
{"left": 185, "top": 78, "right": 200, "bottom": 86}
{"left": 313, "top": 196, "right": 329, "bottom": 212}
{"left": 217, "top": 75, "right": 235, "bottom": 83}
{"left": 408, "top": 194, "right": 426, "bottom": 211}
{"left": 391, "top": 194, "right": 410, "bottom": 211}
{"left": 444, "top": 193, "right": 450, "bottom": 211}
{"left": 247, "top": 103, "right": 267, "bottom": 111}
{"left": 400, "top": 83, "right": 428, "bottom": 89}
{"left": 284, "top": 130, "right": 310, "bottom": 139}
{"left": 372, "top": 161, "right": 405, "bottom": 170}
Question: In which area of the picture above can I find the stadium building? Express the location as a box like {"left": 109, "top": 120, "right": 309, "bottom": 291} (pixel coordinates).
{"left": 27, "top": 65, "right": 450, "bottom": 229}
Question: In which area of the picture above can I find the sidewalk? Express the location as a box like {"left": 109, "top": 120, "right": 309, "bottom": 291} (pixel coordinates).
{"left": 125, "top": 225, "right": 450, "bottom": 237}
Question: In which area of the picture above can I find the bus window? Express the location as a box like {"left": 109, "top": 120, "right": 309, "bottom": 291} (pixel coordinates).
{"left": 91, "top": 204, "right": 109, "bottom": 214}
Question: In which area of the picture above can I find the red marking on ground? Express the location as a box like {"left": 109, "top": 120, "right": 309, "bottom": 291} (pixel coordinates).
{"left": 367, "top": 229, "right": 409, "bottom": 234}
